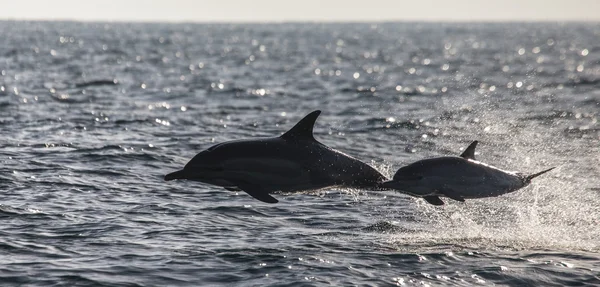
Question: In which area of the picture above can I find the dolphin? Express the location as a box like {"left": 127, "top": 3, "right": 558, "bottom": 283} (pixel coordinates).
{"left": 164, "top": 110, "right": 388, "bottom": 203}
{"left": 381, "top": 141, "right": 555, "bottom": 205}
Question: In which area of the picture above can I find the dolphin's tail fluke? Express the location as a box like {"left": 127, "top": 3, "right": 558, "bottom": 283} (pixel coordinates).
{"left": 164, "top": 170, "right": 188, "bottom": 181}
{"left": 525, "top": 167, "right": 555, "bottom": 182}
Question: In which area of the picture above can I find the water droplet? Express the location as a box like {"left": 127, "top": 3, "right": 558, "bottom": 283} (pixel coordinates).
{"left": 581, "top": 49, "right": 589, "bottom": 56}
{"left": 537, "top": 56, "right": 544, "bottom": 63}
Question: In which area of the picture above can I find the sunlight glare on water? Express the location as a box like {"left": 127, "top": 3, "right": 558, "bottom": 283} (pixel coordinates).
{"left": 0, "top": 21, "right": 598, "bottom": 286}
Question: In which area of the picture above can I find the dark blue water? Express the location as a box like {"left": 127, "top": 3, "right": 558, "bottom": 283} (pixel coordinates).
{"left": 1, "top": 21, "right": 599, "bottom": 286}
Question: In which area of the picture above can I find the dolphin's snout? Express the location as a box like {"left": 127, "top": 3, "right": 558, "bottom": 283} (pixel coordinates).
{"left": 164, "top": 170, "right": 187, "bottom": 181}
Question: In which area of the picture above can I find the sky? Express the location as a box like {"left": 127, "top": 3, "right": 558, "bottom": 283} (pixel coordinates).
{"left": 0, "top": 0, "right": 599, "bottom": 22}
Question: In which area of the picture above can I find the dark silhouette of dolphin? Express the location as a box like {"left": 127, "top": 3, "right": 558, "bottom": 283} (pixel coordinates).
{"left": 381, "top": 141, "right": 555, "bottom": 205}
{"left": 74, "top": 79, "right": 119, "bottom": 88}
{"left": 165, "top": 110, "right": 388, "bottom": 203}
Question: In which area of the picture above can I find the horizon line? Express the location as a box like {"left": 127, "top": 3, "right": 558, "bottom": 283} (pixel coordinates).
{"left": 1, "top": 18, "right": 599, "bottom": 25}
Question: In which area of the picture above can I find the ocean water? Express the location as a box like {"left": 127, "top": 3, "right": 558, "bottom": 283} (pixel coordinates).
{"left": 0, "top": 21, "right": 599, "bottom": 286}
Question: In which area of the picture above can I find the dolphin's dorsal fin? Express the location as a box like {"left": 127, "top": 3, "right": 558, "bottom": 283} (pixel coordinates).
{"left": 460, "top": 141, "right": 478, "bottom": 160}
{"left": 280, "top": 110, "right": 321, "bottom": 141}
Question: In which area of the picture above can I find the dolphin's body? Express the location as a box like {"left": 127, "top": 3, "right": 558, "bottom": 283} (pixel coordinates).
{"left": 165, "top": 110, "right": 388, "bottom": 203}
{"left": 381, "top": 141, "right": 554, "bottom": 205}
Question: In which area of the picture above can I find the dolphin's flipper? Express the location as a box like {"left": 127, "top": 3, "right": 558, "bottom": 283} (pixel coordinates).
{"left": 423, "top": 196, "right": 445, "bottom": 205}
{"left": 280, "top": 110, "right": 321, "bottom": 141}
{"left": 460, "top": 141, "right": 478, "bottom": 160}
{"left": 438, "top": 188, "right": 465, "bottom": 202}
{"left": 237, "top": 183, "right": 279, "bottom": 203}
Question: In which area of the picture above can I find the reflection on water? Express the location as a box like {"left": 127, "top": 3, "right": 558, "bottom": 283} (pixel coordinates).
{"left": 0, "top": 21, "right": 598, "bottom": 286}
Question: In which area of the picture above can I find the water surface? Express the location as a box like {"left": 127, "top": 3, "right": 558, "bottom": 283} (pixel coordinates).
{"left": 0, "top": 21, "right": 599, "bottom": 286}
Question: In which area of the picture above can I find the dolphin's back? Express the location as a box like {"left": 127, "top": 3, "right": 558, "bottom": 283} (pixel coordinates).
{"left": 187, "top": 138, "right": 298, "bottom": 165}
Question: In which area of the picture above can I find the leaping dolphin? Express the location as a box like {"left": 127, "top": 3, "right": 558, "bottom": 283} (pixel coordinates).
{"left": 381, "top": 141, "right": 555, "bottom": 205}
{"left": 165, "top": 110, "right": 388, "bottom": 203}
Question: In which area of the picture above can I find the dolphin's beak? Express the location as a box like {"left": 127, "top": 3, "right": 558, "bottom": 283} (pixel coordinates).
{"left": 164, "top": 170, "right": 188, "bottom": 181}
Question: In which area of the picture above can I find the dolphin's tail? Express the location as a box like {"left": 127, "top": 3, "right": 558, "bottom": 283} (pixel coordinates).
{"left": 525, "top": 167, "right": 555, "bottom": 182}
{"left": 164, "top": 170, "right": 188, "bottom": 181}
